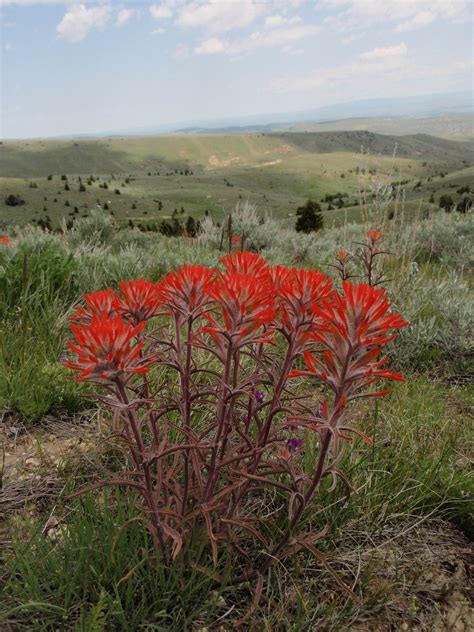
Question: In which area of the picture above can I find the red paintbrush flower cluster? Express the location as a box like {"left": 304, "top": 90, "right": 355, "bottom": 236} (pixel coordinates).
{"left": 65, "top": 314, "right": 148, "bottom": 380}
{"left": 159, "top": 264, "right": 215, "bottom": 318}
{"left": 295, "top": 281, "right": 408, "bottom": 390}
{"left": 116, "top": 279, "right": 162, "bottom": 323}
{"left": 70, "top": 289, "right": 117, "bottom": 324}
{"left": 0, "top": 236, "right": 12, "bottom": 245}
{"left": 205, "top": 255, "right": 275, "bottom": 348}
{"left": 66, "top": 253, "right": 407, "bottom": 387}
{"left": 64, "top": 251, "right": 408, "bottom": 585}
{"left": 367, "top": 228, "right": 382, "bottom": 243}
{"left": 272, "top": 265, "right": 333, "bottom": 347}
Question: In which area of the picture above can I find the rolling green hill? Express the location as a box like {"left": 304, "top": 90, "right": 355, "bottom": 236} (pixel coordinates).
{"left": 270, "top": 131, "right": 474, "bottom": 163}
{"left": 0, "top": 131, "right": 471, "bottom": 229}
{"left": 2, "top": 130, "right": 471, "bottom": 179}
{"left": 289, "top": 114, "right": 474, "bottom": 141}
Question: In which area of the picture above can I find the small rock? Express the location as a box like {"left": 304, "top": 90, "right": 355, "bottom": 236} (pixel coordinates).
{"left": 44, "top": 516, "right": 59, "bottom": 531}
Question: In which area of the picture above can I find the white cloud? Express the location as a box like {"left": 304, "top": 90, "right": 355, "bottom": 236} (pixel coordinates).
{"left": 323, "top": 0, "right": 471, "bottom": 33}
{"left": 360, "top": 42, "right": 407, "bottom": 60}
{"left": 0, "top": 0, "right": 71, "bottom": 5}
{"left": 195, "top": 23, "right": 320, "bottom": 55}
{"left": 195, "top": 37, "right": 225, "bottom": 55}
{"left": 56, "top": 3, "right": 111, "bottom": 43}
{"left": 116, "top": 8, "right": 136, "bottom": 27}
{"left": 150, "top": 3, "right": 173, "bottom": 20}
{"left": 177, "top": 0, "right": 264, "bottom": 33}
{"left": 152, "top": 27, "right": 166, "bottom": 35}
{"left": 248, "top": 24, "right": 320, "bottom": 50}
{"left": 272, "top": 52, "right": 472, "bottom": 95}
{"left": 264, "top": 14, "right": 301, "bottom": 29}
{"left": 396, "top": 11, "right": 435, "bottom": 32}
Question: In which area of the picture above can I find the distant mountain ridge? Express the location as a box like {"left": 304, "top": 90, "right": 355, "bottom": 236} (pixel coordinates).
{"left": 6, "top": 91, "right": 471, "bottom": 140}
{"left": 269, "top": 131, "right": 474, "bottom": 162}
{"left": 173, "top": 92, "right": 473, "bottom": 137}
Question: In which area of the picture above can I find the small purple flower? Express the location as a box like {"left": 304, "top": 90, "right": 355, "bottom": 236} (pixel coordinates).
{"left": 255, "top": 390, "right": 265, "bottom": 404}
{"left": 243, "top": 413, "right": 251, "bottom": 424}
{"left": 286, "top": 437, "right": 303, "bottom": 452}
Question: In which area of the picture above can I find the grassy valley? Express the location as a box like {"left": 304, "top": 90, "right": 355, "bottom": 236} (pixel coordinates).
{"left": 1, "top": 129, "right": 472, "bottom": 231}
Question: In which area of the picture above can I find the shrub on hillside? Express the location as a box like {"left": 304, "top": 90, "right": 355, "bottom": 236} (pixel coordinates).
{"left": 65, "top": 209, "right": 115, "bottom": 248}
{"left": 391, "top": 271, "right": 473, "bottom": 376}
{"left": 5, "top": 194, "right": 25, "bottom": 207}
{"left": 295, "top": 199, "right": 324, "bottom": 233}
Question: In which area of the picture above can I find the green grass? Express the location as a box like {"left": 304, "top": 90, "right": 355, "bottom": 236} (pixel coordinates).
{"left": 0, "top": 243, "right": 90, "bottom": 420}
{"left": 1, "top": 379, "right": 471, "bottom": 630}
{"left": 1, "top": 491, "right": 223, "bottom": 631}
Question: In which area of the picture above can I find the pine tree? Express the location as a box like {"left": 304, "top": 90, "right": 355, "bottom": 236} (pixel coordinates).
{"left": 295, "top": 200, "right": 324, "bottom": 233}
{"left": 439, "top": 194, "right": 454, "bottom": 212}
{"left": 185, "top": 216, "right": 196, "bottom": 237}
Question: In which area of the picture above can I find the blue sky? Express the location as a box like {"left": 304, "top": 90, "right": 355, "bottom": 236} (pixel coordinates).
{"left": 1, "top": 0, "right": 472, "bottom": 138}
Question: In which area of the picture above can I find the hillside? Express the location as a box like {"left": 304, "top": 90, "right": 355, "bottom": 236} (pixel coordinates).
{"left": 1, "top": 130, "right": 471, "bottom": 179}
{"left": 0, "top": 131, "right": 471, "bottom": 229}
{"left": 288, "top": 115, "right": 474, "bottom": 141}
{"left": 270, "top": 131, "right": 474, "bottom": 163}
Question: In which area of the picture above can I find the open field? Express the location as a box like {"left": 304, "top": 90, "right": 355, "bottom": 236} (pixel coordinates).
{"left": 1, "top": 131, "right": 472, "bottom": 230}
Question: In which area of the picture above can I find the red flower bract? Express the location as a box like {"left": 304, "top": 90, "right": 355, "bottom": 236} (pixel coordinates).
{"left": 205, "top": 268, "right": 275, "bottom": 346}
{"left": 65, "top": 313, "right": 148, "bottom": 380}
{"left": 70, "top": 289, "right": 117, "bottom": 324}
{"left": 272, "top": 266, "right": 333, "bottom": 342}
{"left": 0, "top": 236, "right": 12, "bottom": 245}
{"left": 293, "top": 282, "right": 408, "bottom": 399}
{"left": 116, "top": 279, "right": 162, "bottom": 323}
{"left": 220, "top": 251, "right": 269, "bottom": 278}
{"left": 322, "top": 281, "right": 409, "bottom": 347}
{"left": 159, "top": 263, "right": 216, "bottom": 317}
{"left": 367, "top": 228, "right": 382, "bottom": 243}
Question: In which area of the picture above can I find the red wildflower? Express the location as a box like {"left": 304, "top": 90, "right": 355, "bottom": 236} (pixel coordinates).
{"left": 367, "top": 228, "right": 382, "bottom": 243}
{"left": 116, "top": 279, "right": 162, "bottom": 323}
{"left": 65, "top": 313, "right": 148, "bottom": 381}
{"left": 220, "top": 251, "right": 269, "bottom": 278}
{"left": 204, "top": 268, "right": 275, "bottom": 347}
{"left": 0, "top": 236, "right": 12, "bottom": 245}
{"left": 70, "top": 289, "right": 117, "bottom": 324}
{"left": 231, "top": 235, "right": 242, "bottom": 243}
{"left": 337, "top": 249, "right": 349, "bottom": 261}
{"left": 320, "top": 282, "right": 409, "bottom": 348}
{"left": 291, "top": 282, "right": 408, "bottom": 398}
{"left": 160, "top": 264, "right": 216, "bottom": 318}
{"left": 272, "top": 266, "right": 333, "bottom": 344}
